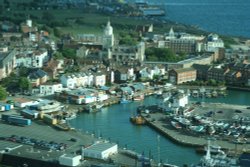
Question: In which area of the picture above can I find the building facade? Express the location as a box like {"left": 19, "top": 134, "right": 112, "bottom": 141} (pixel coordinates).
{"left": 0, "top": 49, "right": 16, "bottom": 80}
{"left": 168, "top": 68, "right": 197, "bottom": 84}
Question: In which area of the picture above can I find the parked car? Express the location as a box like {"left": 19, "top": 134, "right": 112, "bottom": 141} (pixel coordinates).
{"left": 70, "top": 138, "right": 77, "bottom": 142}
{"left": 235, "top": 110, "right": 242, "bottom": 113}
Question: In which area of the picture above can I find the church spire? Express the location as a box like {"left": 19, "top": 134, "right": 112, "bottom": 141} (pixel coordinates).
{"left": 169, "top": 27, "right": 175, "bottom": 38}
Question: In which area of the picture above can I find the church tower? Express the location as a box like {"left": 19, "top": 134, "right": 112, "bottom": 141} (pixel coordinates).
{"left": 103, "top": 21, "right": 114, "bottom": 49}
{"left": 169, "top": 27, "right": 175, "bottom": 39}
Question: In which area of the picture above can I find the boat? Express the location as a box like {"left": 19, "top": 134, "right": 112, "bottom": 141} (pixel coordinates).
{"left": 140, "top": 7, "right": 166, "bottom": 16}
{"left": 82, "top": 103, "right": 103, "bottom": 113}
{"left": 95, "top": 103, "right": 104, "bottom": 110}
{"left": 192, "top": 140, "right": 240, "bottom": 167}
{"left": 133, "top": 94, "right": 144, "bottom": 101}
{"left": 171, "top": 121, "right": 182, "bottom": 129}
{"left": 65, "top": 113, "right": 77, "bottom": 120}
{"left": 130, "top": 115, "right": 145, "bottom": 125}
{"left": 207, "top": 125, "right": 216, "bottom": 135}
{"left": 205, "top": 92, "right": 212, "bottom": 98}
{"left": 155, "top": 90, "right": 162, "bottom": 96}
{"left": 174, "top": 116, "right": 191, "bottom": 126}
{"left": 196, "top": 144, "right": 227, "bottom": 155}
{"left": 192, "top": 90, "right": 199, "bottom": 98}
{"left": 211, "top": 91, "right": 218, "bottom": 98}
{"left": 189, "top": 125, "right": 205, "bottom": 133}
{"left": 162, "top": 163, "right": 179, "bottom": 167}
{"left": 162, "top": 92, "right": 172, "bottom": 102}
{"left": 120, "top": 97, "right": 132, "bottom": 104}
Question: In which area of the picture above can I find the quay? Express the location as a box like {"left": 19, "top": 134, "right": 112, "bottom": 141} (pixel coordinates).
{"left": 0, "top": 119, "right": 155, "bottom": 167}
{"left": 143, "top": 115, "right": 205, "bottom": 147}
{"left": 140, "top": 102, "right": 250, "bottom": 153}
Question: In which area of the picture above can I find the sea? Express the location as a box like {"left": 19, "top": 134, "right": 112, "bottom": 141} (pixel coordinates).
{"left": 127, "top": 0, "right": 250, "bottom": 38}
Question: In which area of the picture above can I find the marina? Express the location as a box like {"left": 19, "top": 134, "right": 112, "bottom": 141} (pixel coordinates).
{"left": 69, "top": 89, "right": 250, "bottom": 166}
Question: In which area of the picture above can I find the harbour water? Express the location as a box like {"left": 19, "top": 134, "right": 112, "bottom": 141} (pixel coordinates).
{"left": 128, "top": 0, "right": 250, "bottom": 38}
{"left": 69, "top": 90, "right": 250, "bottom": 166}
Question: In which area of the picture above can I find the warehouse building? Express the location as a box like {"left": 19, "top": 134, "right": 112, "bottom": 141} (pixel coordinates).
{"left": 82, "top": 142, "right": 118, "bottom": 160}
{"left": 59, "top": 154, "right": 82, "bottom": 167}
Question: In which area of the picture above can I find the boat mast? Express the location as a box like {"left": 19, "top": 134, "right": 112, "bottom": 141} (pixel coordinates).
{"left": 157, "top": 135, "right": 161, "bottom": 166}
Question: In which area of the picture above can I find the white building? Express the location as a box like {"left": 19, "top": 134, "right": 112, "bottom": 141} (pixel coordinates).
{"left": 0, "top": 49, "right": 17, "bottom": 80}
{"left": 97, "top": 93, "right": 109, "bottom": 102}
{"left": 59, "top": 154, "right": 82, "bottom": 167}
{"left": 172, "top": 94, "right": 188, "bottom": 108}
{"left": 94, "top": 72, "right": 106, "bottom": 86}
{"left": 15, "top": 49, "right": 49, "bottom": 68}
{"left": 40, "top": 83, "right": 63, "bottom": 95}
{"left": 60, "top": 73, "right": 95, "bottom": 89}
{"left": 82, "top": 142, "right": 118, "bottom": 160}
{"left": 60, "top": 75, "right": 77, "bottom": 89}
{"left": 139, "top": 67, "right": 156, "bottom": 79}
{"left": 32, "top": 50, "right": 49, "bottom": 68}
{"left": 29, "top": 32, "right": 37, "bottom": 42}
{"left": 14, "top": 98, "right": 39, "bottom": 108}
{"left": 82, "top": 96, "right": 97, "bottom": 104}
{"left": 103, "top": 21, "right": 114, "bottom": 49}
{"left": 75, "top": 73, "right": 89, "bottom": 87}
{"left": 206, "top": 34, "right": 224, "bottom": 52}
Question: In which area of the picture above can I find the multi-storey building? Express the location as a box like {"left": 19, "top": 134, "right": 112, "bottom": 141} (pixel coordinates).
{"left": 0, "top": 49, "right": 17, "bottom": 80}
{"left": 157, "top": 28, "right": 205, "bottom": 54}
{"left": 40, "top": 83, "right": 63, "bottom": 95}
{"left": 15, "top": 48, "right": 49, "bottom": 68}
{"left": 168, "top": 68, "right": 197, "bottom": 84}
{"left": 225, "top": 70, "right": 242, "bottom": 85}
{"left": 207, "top": 67, "right": 229, "bottom": 82}
{"left": 103, "top": 42, "right": 145, "bottom": 62}
{"left": 206, "top": 34, "right": 224, "bottom": 52}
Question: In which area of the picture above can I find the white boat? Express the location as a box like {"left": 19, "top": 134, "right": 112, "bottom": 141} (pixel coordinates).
{"left": 192, "top": 140, "right": 240, "bottom": 167}
{"left": 189, "top": 125, "right": 205, "bottom": 133}
{"left": 171, "top": 121, "right": 182, "bottom": 129}
{"left": 133, "top": 94, "right": 144, "bottom": 101}
{"left": 174, "top": 116, "right": 191, "bottom": 126}
{"left": 162, "top": 163, "right": 179, "bottom": 167}
{"left": 155, "top": 90, "right": 163, "bottom": 96}
{"left": 95, "top": 103, "right": 104, "bottom": 109}
{"left": 162, "top": 92, "right": 172, "bottom": 102}
{"left": 65, "top": 113, "right": 77, "bottom": 120}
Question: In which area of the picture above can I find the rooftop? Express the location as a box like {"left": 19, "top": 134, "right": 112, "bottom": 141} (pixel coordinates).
{"left": 174, "top": 67, "right": 196, "bottom": 73}
{"left": 84, "top": 142, "right": 117, "bottom": 152}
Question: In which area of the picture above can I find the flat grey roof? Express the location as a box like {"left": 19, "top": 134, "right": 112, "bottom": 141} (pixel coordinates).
{"left": 84, "top": 142, "right": 117, "bottom": 152}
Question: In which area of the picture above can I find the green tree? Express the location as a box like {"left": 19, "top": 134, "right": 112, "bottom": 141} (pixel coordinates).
{"left": 53, "top": 51, "right": 64, "bottom": 60}
{"left": 145, "top": 47, "right": 180, "bottom": 62}
{"left": 208, "top": 79, "right": 217, "bottom": 86}
{"left": 54, "top": 28, "right": 62, "bottom": 38}
{"left": 0, "top": 85, "right": 7, "bottom": 100}
{"left": 61, "top": 48, "right": 76, "bottom": 59}
{"left": 18, "top": 67, "right": 29, "bottom": 77}
{"left": 19, "top": 77, "right": 31, "bottom": 92}
{"left": 42, "top": 11, "right": 55, "bottom": 22}
{"left": 119, "top": 35, "right": 137, "bottom": 46}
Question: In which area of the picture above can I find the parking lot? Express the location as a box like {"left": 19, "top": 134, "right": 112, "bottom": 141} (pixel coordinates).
{"left": 191, "top": 103, "right": 250, "bottom": 122}
{"left": 0, "top": 118, "right": 96, "bottom": 156}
